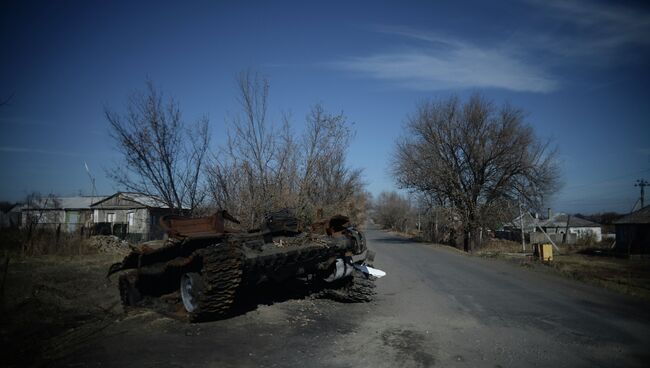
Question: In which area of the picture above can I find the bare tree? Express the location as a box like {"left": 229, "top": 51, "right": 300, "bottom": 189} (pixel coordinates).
{"left": 22, "top": 192, "right": 61, "bottom": 256}
{"left": 392, "top": 94, "right": 560, "bottom": 251}
{"left": 105, "top": 81, "right": 210, "bottom": 214}
{"left": 208, "top": 71, "right": 365, "bottom": 228}
{"left": 208, "top": 71, "right": 285, "bottom": 226}
{"left": 373, "top": 191, "right": 416, "bottom": 233}
{"left": 298, "top": 104, "right": 364, "bottom": 222}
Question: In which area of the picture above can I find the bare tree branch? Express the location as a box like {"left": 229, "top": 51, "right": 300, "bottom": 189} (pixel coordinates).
{"left": 207, "top": 71, "right": 366, "bottom": 228}
{"left": 392, "top": 93, "right": 561, "bottom": 251}
{"left": 105, "top": 81, "right": 210, "bottom": 214}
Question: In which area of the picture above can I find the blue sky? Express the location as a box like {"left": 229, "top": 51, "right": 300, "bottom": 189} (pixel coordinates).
{"left": 1, "top": 0, "right": 649, "bottom": 214}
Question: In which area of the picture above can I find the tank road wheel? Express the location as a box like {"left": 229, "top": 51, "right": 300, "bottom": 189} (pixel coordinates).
{"left": 180, "top": 273, "right": 203, "bottom": 313}
{"left": 323, "top": 269, "right": 376, "bottom": 303}
{"left": 118, "top": 271, "right": 142, "bottom": 307}
{"left": 182, "top": 243, "right": 243, "bottom": 322}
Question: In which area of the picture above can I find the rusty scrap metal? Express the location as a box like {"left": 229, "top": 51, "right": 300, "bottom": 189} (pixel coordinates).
{"left": 160, "top": 210, "right": 240, "bottom": 239}
{"left": 108, "top": 209, "right": 374, "bottom": 321}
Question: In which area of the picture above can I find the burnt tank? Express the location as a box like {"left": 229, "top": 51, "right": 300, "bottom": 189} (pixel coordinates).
{"left": 108, "top": 210, "right": 380, "bottom": 321}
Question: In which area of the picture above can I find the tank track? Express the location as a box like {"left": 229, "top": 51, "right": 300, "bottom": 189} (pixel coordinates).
{"left": 241, "top": 242, "right": 343, "bottom": 282}
{"left": 118, "top": 270, "right": 142, "bottom": 307}
{"left": 320, "top": 269, "right": 376, "bottom": 303}
{"left": 189, "top": 243, "right": 243, "bottom": 321}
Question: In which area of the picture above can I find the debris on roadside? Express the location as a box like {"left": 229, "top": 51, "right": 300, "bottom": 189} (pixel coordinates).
{"left": 86, "top": 235, "right": 132, "bottom": 255}
{"left": 109, "top": 210, "right": 383, "bottom": 322}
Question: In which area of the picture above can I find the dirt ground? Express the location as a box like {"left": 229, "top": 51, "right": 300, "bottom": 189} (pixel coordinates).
{"left": 0, "top": 253, "right": 125, "bottom": 367}
{"left": 0, "top": 251, "right": 376, "bottom": 368}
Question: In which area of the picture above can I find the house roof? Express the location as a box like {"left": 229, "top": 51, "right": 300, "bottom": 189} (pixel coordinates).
{"left": 90, "top": 192, "right": 174, "bottom": 209}
{"left": 505, "top": 212, "right": 601, "bottom": 230}
{"left": 504, "top": 212, "right": 541, "bottom": 230}
{"left": 23, "top": 196, "right": 107, "bottom": 210}
{"left": 541, "top": 213, "right": 601, "bottom": 228}
{"left": 614, "top": 205, "right": 650, "bottom": 225}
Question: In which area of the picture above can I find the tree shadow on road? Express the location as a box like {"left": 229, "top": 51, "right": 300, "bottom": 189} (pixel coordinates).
{"left": 373, "top": 236, "right": 414, "bottom": 244}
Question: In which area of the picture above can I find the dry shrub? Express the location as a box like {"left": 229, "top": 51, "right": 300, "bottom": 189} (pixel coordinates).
{"left": 476, "top": 238, "right": 525, "bottom": 254}
{"left": 19, "top": 229, "right": 98, "bottom": 257}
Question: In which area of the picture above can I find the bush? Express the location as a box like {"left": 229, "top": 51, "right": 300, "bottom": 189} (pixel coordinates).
{"left": 3, "top": 227, "right": 98, "bottom": 257}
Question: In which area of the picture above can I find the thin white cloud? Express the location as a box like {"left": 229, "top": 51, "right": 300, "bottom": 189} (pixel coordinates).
{"left": 333, "top": 1, "right": 650, "bottom": 92}
{"left": 529, "top": 0, "right": 650, "bottom": 37}
{"left": 0, "top": 117, "right": 56, "bottom": 127}
{"left": 523, "top": 0, "right": 650, "bottom": 61}
{"left": 335, "top": 30, "right": 558, "bottom": 93}
{"left": 0, "top": 146, "right": 79, "bottom": 157}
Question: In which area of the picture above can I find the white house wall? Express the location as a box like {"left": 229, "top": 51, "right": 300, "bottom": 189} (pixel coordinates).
{"left": 568, "top": 227, "right": 602, "bottom": 242}
{"left": 21, "top": 209, "right": 64, "bottom": 227}
{"left": 20, "top": 209, "right": 93, "bottom": 232}
{"left": 93, "top": 208, "right": 151, "bottom": 234}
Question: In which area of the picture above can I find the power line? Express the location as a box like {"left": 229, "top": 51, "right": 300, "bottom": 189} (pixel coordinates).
{"left": 563, "top": 168, "right": 650, "bottom": 190}
{"left": 635, "top": 179, "right": 648, "bottom": 209}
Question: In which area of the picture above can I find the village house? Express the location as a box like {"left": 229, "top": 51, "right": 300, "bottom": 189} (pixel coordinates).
{"left": 0, "top": 204, "right": 22, "bottom": 228}
{"left": 500, "top": 209, "right": 602, "bottom": 244}
{"left": 614, "top": 205, "right": 650, "bottom": 255}
{"left": 18, "top": 192, "right": 180, "bottom": 242}
{"left": 90, "top": 192, "right": 180, "bottom": 241}
{"left": 21, "top": 196, "right": 106, "bottom": 232}
{"left": 539, "top": 212, "right": 602, "bottom": 242}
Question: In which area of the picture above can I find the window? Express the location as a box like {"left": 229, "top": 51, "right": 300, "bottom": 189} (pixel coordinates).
{"left": 107, "top": 213, "right": 115, "bottom": 223}
{"left": 127, "top": 212, "right": 134, "bottom": 227}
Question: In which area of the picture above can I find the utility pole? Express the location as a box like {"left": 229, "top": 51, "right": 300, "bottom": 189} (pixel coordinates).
{"left": 636, "top": 179, "right": 648, "bottom": 209}
{"left": 519, "top": 200, "right": 525, "bottom": 252}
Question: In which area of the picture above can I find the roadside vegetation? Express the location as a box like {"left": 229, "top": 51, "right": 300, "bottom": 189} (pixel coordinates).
{"left": 104, "top": 71, "right": 369, "bottom": 229}
{"left": 390, "top": 94, "right": 560, "bottom": 251}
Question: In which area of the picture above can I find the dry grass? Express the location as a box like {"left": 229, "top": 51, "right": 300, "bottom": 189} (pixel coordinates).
{"left": 476, "top": 238, "right": 526, "bottom": 255}
{"left": 0, "top": 227, "right": 131, "bottom": 257}
{"left": 550, "top": 254, "right": 650, "bottom": 300}
{"left": 474, "top": 238, "right": 650, "bottom": 300}
{"left": 0, "top": 253, "right": 124, "bottom": 366}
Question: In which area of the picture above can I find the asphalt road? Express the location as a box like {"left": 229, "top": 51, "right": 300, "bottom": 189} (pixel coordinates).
{"left": 63, "top": 225, "right": 650, "bottom": 368}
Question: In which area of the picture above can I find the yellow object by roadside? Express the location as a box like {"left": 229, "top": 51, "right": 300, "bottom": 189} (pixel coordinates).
{"left": 540, "top": 243, "right": 553, "bottom": 262}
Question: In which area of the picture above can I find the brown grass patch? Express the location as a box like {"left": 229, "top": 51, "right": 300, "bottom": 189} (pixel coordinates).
{"left": 550, "top": 254, "right": 650, "bottom": 300}
{"left": 473, "top": 238, "right": 650, "bottom": 300}
{"left": 476, "top": 238, "right": 527, "bottom": 255}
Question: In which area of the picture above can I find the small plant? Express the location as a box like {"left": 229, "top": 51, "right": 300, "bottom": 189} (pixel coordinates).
{"left": 575, "top": 232, "right": 597, "bottom": 247}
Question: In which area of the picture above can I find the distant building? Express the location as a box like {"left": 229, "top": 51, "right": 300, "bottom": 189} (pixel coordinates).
{"left": 21, "top": 196, "right": 106, "bottom": 232}
{"left": 0, "top": 204, "right": 21, "bottom": 228}
{"left": 90, "top": 192, "right": 180, "bottom": 241}
{"left": 501, "top": 212, "right": 540, "bottom": 233}
{"left": 18, "top": 192, "right": 181, "bottom": 242}
{"left": 540, "top": 213, "right": 602, "bottom": 242}
{"left": 614, "top": 205, "right": 650, "bottom": 255}
{"left": 500, "top": 210, "right": 602, "bottom": 244}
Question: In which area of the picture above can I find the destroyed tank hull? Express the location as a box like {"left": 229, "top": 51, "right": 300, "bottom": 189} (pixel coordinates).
{"left": 108, "top": 211, "right": 378, "bottom": 321}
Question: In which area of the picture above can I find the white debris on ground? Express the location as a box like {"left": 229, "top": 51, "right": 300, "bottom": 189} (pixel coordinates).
{"left": 86, "top": 235, "right": 132, "bottom": 255}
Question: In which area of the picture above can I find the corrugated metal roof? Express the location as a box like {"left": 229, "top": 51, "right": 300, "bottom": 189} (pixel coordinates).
{"left": 541, "top": 213, "right": 601, "bottom": 228}
{"left": 506, "top": 212, "right": 601, "bottom": 229}
{"left": 90, "top": 192, "right": 183, "bottom": 209}
{"left": 120, "top": 192, "right": 169, "bottom": 208}
{"left": 505, "top": 212, "right": 541, "bottom": 230}
{"left": 23, "top": 196, "right": 107, "bottom": 210}
{"left": 614, "top": 205, "right": 650, "bottom": 224}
